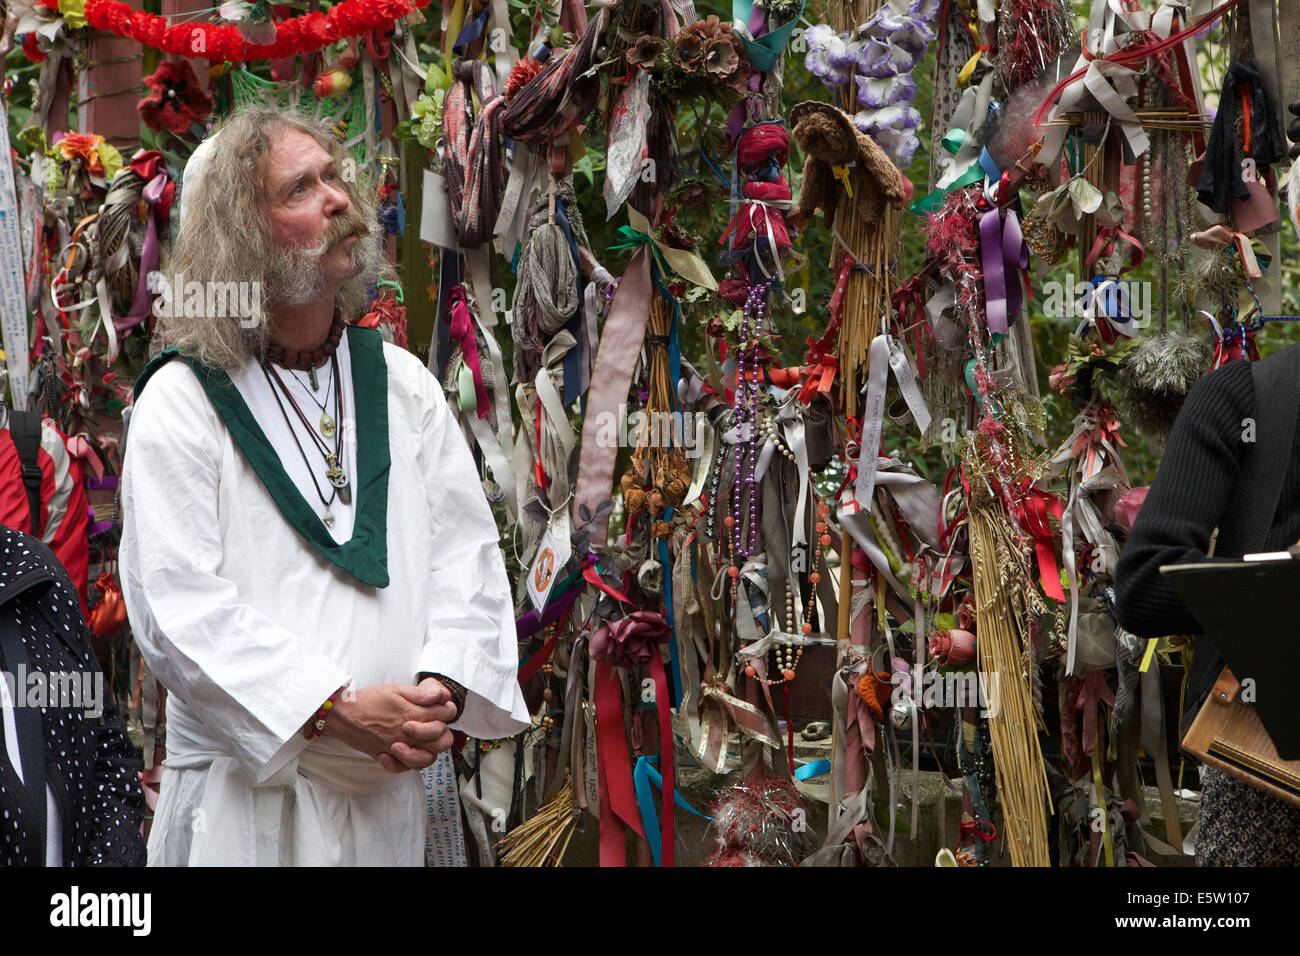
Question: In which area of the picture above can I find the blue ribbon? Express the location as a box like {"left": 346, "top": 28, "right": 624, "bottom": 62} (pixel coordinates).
{"left": 978, "top": 146, "right": 1000, "bottom": 185}
{"left": 453, "top": 7, "right": 491, "bottom": 54}
{"left": 635, "top": 755, "right": 711, "bottom": 866}
{"left": 554, "top": 200, "right": 585, "bottom": 405}
{"left": 435, "top": 250, "right": 464, "bottom": 380}
{"left": 658, "top": 525, "right": 682, "bottom": 710}
{"left": 794, "top": 759, "right": 831, "bottom": 780}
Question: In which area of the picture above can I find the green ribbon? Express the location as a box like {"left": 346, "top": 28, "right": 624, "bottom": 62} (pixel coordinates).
{"left": 909, "top": 162, "right": 984, "bottom": 215}
{"left": 613, "top": 224, "right": 662, "bottom": 257}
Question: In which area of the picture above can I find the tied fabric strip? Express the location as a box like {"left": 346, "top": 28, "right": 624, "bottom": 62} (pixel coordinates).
{"left": 446, "top": 286, "right": 491, "bottom": 418}
{"left": 590, "top": 612, "right": 675, "bottom": 867}
{"left": 442, "top": 60, "right": 505, "bottom": 248}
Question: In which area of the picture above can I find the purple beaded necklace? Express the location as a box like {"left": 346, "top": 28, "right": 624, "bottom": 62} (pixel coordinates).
{"left": 726, "top": 282, "right": 768, "bottom": 580}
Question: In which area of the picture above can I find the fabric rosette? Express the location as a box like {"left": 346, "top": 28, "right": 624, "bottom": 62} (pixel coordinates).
{"left": 589, "top": 610, "right": 671, "bottom": 669}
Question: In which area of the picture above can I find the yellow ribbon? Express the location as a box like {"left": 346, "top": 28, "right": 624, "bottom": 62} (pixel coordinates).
{"left": 831, "top": 164, "right": 854, "bottom": 197}
{"left": 626, "top": 206, "right": 718, "bottom": 290}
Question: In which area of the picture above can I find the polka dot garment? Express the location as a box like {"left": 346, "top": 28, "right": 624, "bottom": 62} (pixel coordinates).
{"left": 0, "top": 527, "right": 146, "bottom": 866}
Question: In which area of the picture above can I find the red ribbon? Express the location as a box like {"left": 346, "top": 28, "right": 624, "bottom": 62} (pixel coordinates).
{"left": 891, "top": 275, "right": 932, "bottom": 379}
{"left": 1084, "top": 224, "right": 1145, "bottom": 273}
{"left": 591, "top": 611, "right": 674, "bottom": 866}
{"left": 1009, "top": 476, "right": 1066, "bottom": 602}
{"left": 1070, "top": 405, "right": 1127, "bottom": 476}
{"left": 796, "top": 338, "right": 838, "bottom": 404}
{"left": 594, "top": 659, "right": 645, "bottom": 865}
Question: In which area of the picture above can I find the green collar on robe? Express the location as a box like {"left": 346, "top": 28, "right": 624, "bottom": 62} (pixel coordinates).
{"left": 134, "top": 325, "right": 390, "bottom": 588}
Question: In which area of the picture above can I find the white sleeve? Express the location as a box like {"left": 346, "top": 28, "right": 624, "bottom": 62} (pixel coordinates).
{"left": 409, "top": 360, "right": 530, "bottom": 740}
{"left": 119, "top": 362, "right": 351, "bottom": 782}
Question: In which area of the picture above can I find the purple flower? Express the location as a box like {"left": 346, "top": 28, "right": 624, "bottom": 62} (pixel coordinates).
{"left": 908, "top": 0, "right": 942, "bottom": 23}
{"left": 858, "top": 123, "right": 921, "bottom": 166}
{"left": 804, "top": 24, "right": 851, "bottom": 86}
{"left": 855, "top": 38, "right": 917, "bottom": 77}
{"left": 854, "top": 73, "right": 918, "bottom": 109}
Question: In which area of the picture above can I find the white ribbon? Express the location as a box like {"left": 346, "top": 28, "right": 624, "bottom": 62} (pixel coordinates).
{"left": 854, "top": 334, "right": 892, "bottom": 508}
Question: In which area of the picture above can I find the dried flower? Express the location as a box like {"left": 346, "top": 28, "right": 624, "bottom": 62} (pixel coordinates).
{"left": 675, "top": 32, "right": 705, "bottom": 72}
{"left": 627, "top": 34, "right": 666, "bottom": 69}
{"left": 704, "top": 36, "right": 739, "bottom": 76}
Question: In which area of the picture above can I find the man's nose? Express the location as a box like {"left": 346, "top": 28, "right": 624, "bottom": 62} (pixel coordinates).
{"left": 323, "top": 179, "right": 352, "bottom": 217}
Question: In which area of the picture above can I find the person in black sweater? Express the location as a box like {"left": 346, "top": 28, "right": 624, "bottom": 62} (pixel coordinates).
{"left": 1115, "top": 356, "right": 1300, "bottom": 865}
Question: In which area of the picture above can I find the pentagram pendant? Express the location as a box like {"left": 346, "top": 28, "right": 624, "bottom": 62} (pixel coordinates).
{"left": 320, "top": 412, "right": 336, "bottom": 439}
{"left": 325, "top": 453, "right": 350, "bottom": 490}
{"left": 323, "top": 506, "right": 335, "bottom": 528}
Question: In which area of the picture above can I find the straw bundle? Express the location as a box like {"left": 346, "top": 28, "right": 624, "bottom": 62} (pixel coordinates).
{"left": 498, "top": 776, "right": 583, "bottom": 867}
{"left": 966, "top": 480, "right": 1053, "bottom": 867}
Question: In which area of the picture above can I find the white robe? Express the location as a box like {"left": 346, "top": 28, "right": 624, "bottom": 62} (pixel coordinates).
{"left": 120, "top": 329, "right": 529, "bottom": 866}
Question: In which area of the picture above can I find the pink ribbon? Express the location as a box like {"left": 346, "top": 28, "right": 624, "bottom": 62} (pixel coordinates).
{"left": 572, "top": 247, "right": 652, "bottom": 546}
{"left": 979, "top": 206, "right": 1028, "bottom": 334}
{"left": 446, "top": 285, "right": 490, "bottom": 419}
{"left": 66, "top": 434, "right": 104, "bottom": 480}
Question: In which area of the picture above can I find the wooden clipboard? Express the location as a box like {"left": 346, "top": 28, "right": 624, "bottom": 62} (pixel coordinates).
{"left": 1161, "top": 553, "right": 1300, "bottom": 807}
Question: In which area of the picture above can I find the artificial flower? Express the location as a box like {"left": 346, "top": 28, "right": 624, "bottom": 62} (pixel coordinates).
{"left": 854, "top": 73, "right": 917, "bottom": 109}
{"left": 55, "top": 132, "right": 107, "bottom": 174}
{"left": 409, "top": 93, "right": 441, "bottom": 149}
{"left": 138, "top": 59, "right": 214, "bottom": 135}
{"left": 627, "top": 34, "right": 666, "bottom": 69}
{"left": 855, "top": 37, "right": 915, "bottom": 77}
{"left": 674, "top": 32, "right": 704, "bottom": 71}
{"left": 704, "top": 36, "right": 740, "bottom": 76}
{"left": 861, "top": 124, "right": 921, "bottom": 166}
{"left": 804, "top": 23, "right": 849, "bottom": 85}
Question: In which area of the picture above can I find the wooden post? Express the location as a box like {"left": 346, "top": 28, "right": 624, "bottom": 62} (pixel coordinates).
{"left": 79, "top": 0, "right": 144, "bottom": 153}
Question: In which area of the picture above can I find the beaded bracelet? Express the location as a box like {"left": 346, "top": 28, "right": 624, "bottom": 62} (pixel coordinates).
{"left": 304, "top": 688, "right": 343, "bottom": 740}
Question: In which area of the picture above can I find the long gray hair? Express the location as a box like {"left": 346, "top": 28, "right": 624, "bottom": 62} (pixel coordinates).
{"left": 160, "top": 107, "right": 391, "bottom": 372}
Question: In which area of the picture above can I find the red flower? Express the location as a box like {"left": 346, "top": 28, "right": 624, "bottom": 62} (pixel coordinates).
{"left": 22, "top": 34, "right": 46, "bottom": 63}
{"left": 139, "top": 60, "right": 214, "bottom": 134}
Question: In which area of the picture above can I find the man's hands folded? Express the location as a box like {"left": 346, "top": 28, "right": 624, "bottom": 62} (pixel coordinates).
{"left": 326, "top": 678, "right": 456, "bottom": 773}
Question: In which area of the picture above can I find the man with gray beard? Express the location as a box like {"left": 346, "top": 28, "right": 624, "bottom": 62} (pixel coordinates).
{"left": 119, "top": 107, "right": 528, "bottom": 866}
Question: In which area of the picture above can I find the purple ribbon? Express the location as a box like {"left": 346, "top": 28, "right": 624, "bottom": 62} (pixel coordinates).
{"left": 515, "top": 577, "right": 582, "bottom": 639}
{"left": 113, "top": 173, "right": 169, "bottom": 333}
{"left": 979, "top": 206, "right": 1028, "bottom": 335}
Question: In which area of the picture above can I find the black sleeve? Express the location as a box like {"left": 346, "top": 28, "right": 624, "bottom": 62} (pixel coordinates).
{"left": 1114, "top": 358, "right": 1255, "bottom": 637}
